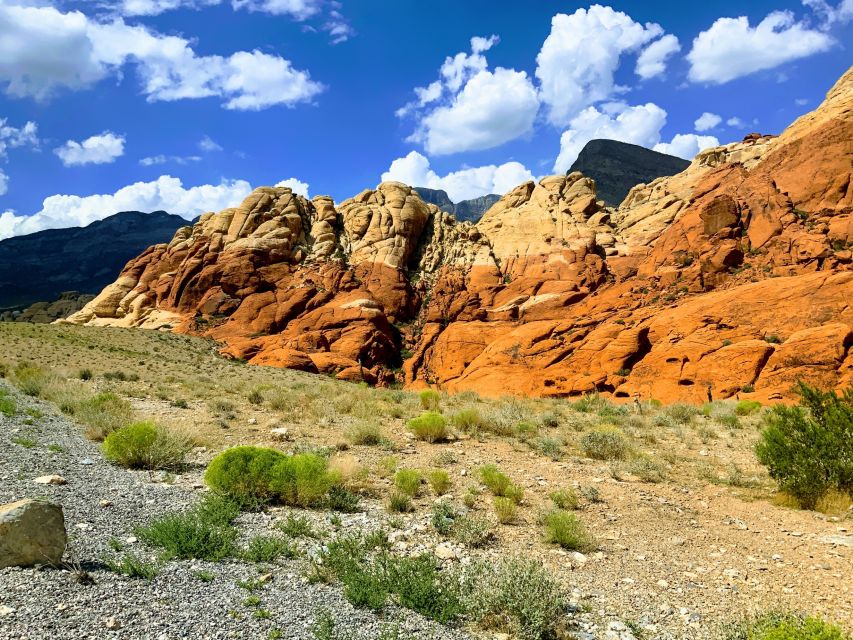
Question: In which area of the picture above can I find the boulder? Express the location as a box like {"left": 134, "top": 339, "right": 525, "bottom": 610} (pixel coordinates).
{"left": 0, "top": 499, "right": 66, "bottom": 568}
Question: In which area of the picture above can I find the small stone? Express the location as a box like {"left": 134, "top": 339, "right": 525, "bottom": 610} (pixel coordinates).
{"left": 258, "top": 573, "right": 273, "bottom": 583}
{"left": 34, "top": 475, "right": 66, "bottom": 485}
{"left": 247, "top": 417, "right": 257, "bottom": 425}
{"left": 80, "top": 458, "right": 94, "bottom": 466}
{"left": 270, "top": 427, "right": 290, "bottom": 441}
{"left": 75, "top": 523, "right": 90, "bottom": 530}
{"left": 99, "top": 500, "right": 112, "bottom": 508}
{"left": 125, "top": 536, "right": 138, "bottom": 544}
{"left": 434, "top": 543, "right": 456, "bottom": 560}
{"left": 0, "top": 605, "right": 15, "bottom": 616}
{"left": 104, "top": 616, "right": 121, "bottom": 630}
{"left": 570, "top": 552, "right": 588, "bottom": 566}
{"left": 56, "top": 603, "right": 68, "bottom": 611}
{"left": 657, "top": 579, "right": 669, "bottom": 588}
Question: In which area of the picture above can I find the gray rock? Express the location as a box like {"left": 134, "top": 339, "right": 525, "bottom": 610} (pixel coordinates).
{"left": 0, "top": 499, "right": 66, "bottom": 568}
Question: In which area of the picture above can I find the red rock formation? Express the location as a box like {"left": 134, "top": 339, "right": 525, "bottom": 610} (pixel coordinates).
{"left": 65, "top": 66, "right": 853, "bottom": 402}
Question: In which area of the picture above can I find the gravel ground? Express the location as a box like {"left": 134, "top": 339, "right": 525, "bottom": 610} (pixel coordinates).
{"left": 0, "top": 384, "right": 472, "bottom": 640}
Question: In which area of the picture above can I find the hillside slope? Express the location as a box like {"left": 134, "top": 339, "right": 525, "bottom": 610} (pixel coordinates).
{"left": 66, "top": 66, "right": 853, "bottom": 403}
{"left": 0, "top": 211, "right": 189, "bottom": 309}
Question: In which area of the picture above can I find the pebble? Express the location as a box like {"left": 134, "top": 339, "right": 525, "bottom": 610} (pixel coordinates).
{"left": 34, "top": 474, "right": 66, "bottom": 485}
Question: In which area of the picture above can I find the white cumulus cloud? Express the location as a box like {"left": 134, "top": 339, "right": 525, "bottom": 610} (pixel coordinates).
{"left": 694, "top": 112, "right": 722, "bottom": 131}
{"left": 536, "top": 5, "right": 665, "bottom": 127}
{"left": 802, "top": 0, "right": 853, "bottom": 28}
{"left": 54, "top": 131, "right": 125, "bottom": 166}
{"left": 0, "top": 4, "right": 324, "bottom": 109}
{"left": 0, "top": 175, "right": 252, "bottom": 239}
{"left": 399, "top": 36, "right": 539, "bottom": 155}
{"left": 726, "top": 116, "right": 748, "bottom": 128}
{"left": 553, "top": 102, "right": 668, "bottom": 172}
{"left": 654, "top": 133, "right": 720, "bottom": 160}
{"left": 274, "top": 177, "right": 309, "bottom": 197}
{"left": 635, "top": 34, "right": 681, "bottom": 79}
{"left": 0, "top": 118, "right": 38, "bottom": 158}
{"left": 687, "top": 10, "right": 835, "bottom": 85}
{"left": 381, "top": 150, "right": 534, "bottom": 202}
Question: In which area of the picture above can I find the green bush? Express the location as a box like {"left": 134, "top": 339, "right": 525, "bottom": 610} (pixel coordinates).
{"left": 726, "top": 612, "right": 849, "bottom": 640}
{"left": 427, "top": 469, "right": 451, "bottom": 495}
{"left": 10, "top": 362, "right": 49, "bottom": 397}
{"left": 0, "top": 390, "right": 15, "bottom": 417}
{"left": 327, "top": 485, "right": 361, "bottom": 513}
{"left": 462, "top": 557, "right": 567, "bottom": 640}
{"left": 204, "top": 446, "right": 336, "bottom": 508}
{"left": 450, "top": 407, "right": 485, "bottom": 433}
{"left": 431, "top": 501, "right": 456, "bottom": 535}
{"left": 407, "top": 411, "right": 449, "bottom": 443}
{"left": 756, "top": 383, "right": 852, "bottom": 509}
{"left": 241, "top": 535, "right": 296, "bottom": 563}
{"left": 451, "top": 515, "right": 495, "bottom": 548}
{"left": 388, "top": 491, "right": 413, "bottom": 513}
{"left": 102, "top": 421, "right": 191, "bottom": 470}
{"left": 135, "top": 495, "right": 239, "bottom": 561}
{"left": 75, "top": 392, "right": 134, "bottom": 440}
{"left": 735, "top": 399, "right": 762, "bottom": 416}
{"left": 580, "top": 427, "right": 629, "bottom": 460}
{"left": 394, "top": 469, "right": 422, "bottom": 497}
{"left": 103, "top": 552, "right": 159, "bottom": 579}
{"left": 419, "top": 389, "right": 441, "bottom": 410}
{"left": 542, "top": 510, "right": 595, "bottom": 551}
{"left": 664, "top": 403, "right": 699, "bottom": 424}
{"left": 346, "top": 422, "right": 384, "bottom": 445}
{"left": 493, "top": 496, "right": 517, "bottom": 524}
{"left": 479, "top": 464, "right": 511, "bottom": 495}
{"left": 550, "top": 488, "right": 579, "bottom": 510}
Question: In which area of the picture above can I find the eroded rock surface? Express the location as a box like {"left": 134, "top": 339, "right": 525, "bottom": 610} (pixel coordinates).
{"left": 65, "top": 67, "right": 853, "bottom": 402}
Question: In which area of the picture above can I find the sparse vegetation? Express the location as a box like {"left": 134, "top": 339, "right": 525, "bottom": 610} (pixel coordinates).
{"left": 103, "top": 552, "right": 159, "bottom": 579}
{"left": 580, "top": 427, "right": 630, "bottom": 460}
{"left": 241, "top": 535, "right": 296, "bottom": 563}
{"left": 426, "top": 469, "right": 451, "bottom": 495}
{"left": 726, "top": 612, "right": 849, "bottom": 640}
{"left": 393, "top": 469, "right": 422, "bottom": 497}
{"left": 493, "top": 496, "right": 517, "bottom": 524}
{"left": 550, "top": 488, "right": 579, "bottom": 510}
{"left": 407, "top": 411, "right": 449, "bottom": 442}
{"left": 418, "top": 389, "right": 441, "bottom": 411}
{"left": 542, "top": 510, "right": 595, "bottom": 551}
{"left": 102, "top": 421, "right": 191, "bottom": 470}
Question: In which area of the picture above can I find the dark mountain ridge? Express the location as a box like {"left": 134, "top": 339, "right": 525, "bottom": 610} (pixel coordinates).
{"left": 414, "top": 188, "right": 501, "bottom": 222}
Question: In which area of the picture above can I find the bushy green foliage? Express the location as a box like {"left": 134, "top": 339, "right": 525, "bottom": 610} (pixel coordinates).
{"left": 735, "top": 399, "right": 762, "bottom": 416}
{"left": 451, "top": 515, "right": 495, "bottom": 548}
{"left": 393, "top": 469, "right": 422, "bottom": 497}
{"left": 0, "top": 388, "right": 15, "bottom": 416}
{"left": 550, "top": 488, "right": 579, "bottom": 510}
{"left": 241, "top": 535, "right": 296, "bottom": 563}
{"left": 102, "top": 421, "right": 191, "bottom": 470}
{"left": 427, "top": 469, "right": 451, "bottom": 495}
{"left": 665, "top": 403, "right": 699, "bottom": 425}
{"left": 135, "top": 495, "right": 239, "bottom": 561}
{"left": 726, "top": 612, "right": 849, "bottom": 640}
{"left": 418, "top": 389, "right": 441, "bottom": 411}
{"left": 204, "top": 446, "right": 336, "bottom": 508}
{"left": 478, "top": 464, "right": 510, "bottom": 495}
{"left": 103, "top": 552, "right": 159, "bottom": 579}
{"left": 75, "top": 392, "right": 134, "bottom": 440}
{"left": 327, "top": 485, "right": 361, "bottom": 513}
{"left": 756, "top": 383, "right": 852, "bottom": 509}
{"left": 346, "top": 422, "right": 384, "bottom": 445}
{"left": 450, "top": 407, "right": 485, "bottom": 433}
{"left": 580, "top": 427, "right": 629, "bottom": 460}
{"left": 493, "top": 496, "right": 517, "bottom": 524}
{"left": 387, "top": 491, "right": 413, "bottom": 513}
{"left": 542, "top": 510, "right": 595, "bottom": 551}
{"left": 407, "top": 411, "right": 449, "bottom": 442}
{"left": 10, "top": 361, "right": 49, "bottom": 397}
{"left": 431, "top": 501, "right": 456, "bottom": 536}
{"left": 462, "top": 557, "right": 568, "bottom": 640}
{"left": 277, "top": 513, "right": 315, "bottom": 538}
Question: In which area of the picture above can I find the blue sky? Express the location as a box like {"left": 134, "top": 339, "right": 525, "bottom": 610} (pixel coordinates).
{"left": 0, "top": 0, "right": 851, "bottom": 238}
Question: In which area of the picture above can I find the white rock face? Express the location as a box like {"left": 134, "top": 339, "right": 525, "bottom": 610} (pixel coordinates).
{"left": 0, "top": 499, "right": 67, "bottom": 568}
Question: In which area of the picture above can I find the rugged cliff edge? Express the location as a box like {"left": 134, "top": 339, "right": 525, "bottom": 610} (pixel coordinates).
{"left": 65, "top": 67, "right": 853, "bottom": 402}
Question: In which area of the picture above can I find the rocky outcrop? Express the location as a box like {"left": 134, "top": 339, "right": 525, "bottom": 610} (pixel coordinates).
{"left": 414, "top": 188, "right": 501, "bottom": 222}
{"left": 0, "top": 292, "right": 95, "bottom": 323}
{"left": 569, "top": 139, "right": 690, "bottom": 207}
{"left": 0, "top": 499, "right": 66, "bottom": 568}
{"left": 66, "top": 66, "right": 853, "bottom": 402}
{"left": 0, "top": 211, "right": 189, "bottom": 310}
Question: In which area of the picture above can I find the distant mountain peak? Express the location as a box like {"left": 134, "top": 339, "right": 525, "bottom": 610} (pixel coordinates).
{"left": 414, "top": 187, "right": 501, "bottom": 222}
{"left": 569, "top": 139, "right": 690, "bottom": 207}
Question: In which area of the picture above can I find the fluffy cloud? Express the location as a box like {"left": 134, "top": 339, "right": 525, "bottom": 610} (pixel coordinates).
{"left": 0, "top": 169, "right": 7, "bottom": 196}
{"left": 536, "top": 5, "right": 665, "bottom": 127}
{"left": 0, "top": 175, "right": 252, "bottom": 239}
{"left": 653, "top": 133, "right": 720, "bottom": 160}
{"left": 382, "top": 151, "right": 534, "bottom": 202}
{"left": 694, "top": 112, "right": 722, "bottom": 131}
{"left": 0, "top": 4, "right": 324, "bottom": 109}
{"left": 275, "top": 177, "right": 309, "bottom": 197}
{"left": 0, "top": 118, "right": 38, "bottom": 158}
{"left": 54, "top": 131, "right": 125, "bottom": 166}
{"left": 727, "top": 116, "right": 748, "bottom": 128}
{"left": 553, "top": 102, "right": 667, "bottom": 172}
{"left": 399, "top": 36, "right": 539, "bottom": 155}
{"left": 198, "top": 135, "right": 222, "bottom": 152}
{"left": 803, "top": 0, "right": 853, "bottom": 28}
{"left": 120, "top": 0, "right": 221, "bottom": 16}
{"left": 687, "top": 11, "right": 835, "bottom": 84}
{"left": 635, "top": 34, "right": 680, "bottom": 79}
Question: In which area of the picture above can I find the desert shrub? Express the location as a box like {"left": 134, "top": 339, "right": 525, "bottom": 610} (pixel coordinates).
{"left": 327, "top": 485, "right": 361, "bottom": 513}
{"left": 462, "top": 557, "right": 567, "bottom": 640}
{"left": 450, "top": 407, "right": 485, "bottom": 433}
{"left": 514, "top": 421, "right": 538, "bottom": 439}
{"left": 78, "top": 368, "right": 93, "bottom": 381}
{"left": 571, "top": 393, "right": 607, "bottom": 413}
{"left": 246, "top": 388, "right": 264, "bottom": 405}
{"left": 102, "top": 421, "right": 191, "bottom": 470}
{"left": 726, "top": 612, "right": 849, "bottom": 640}
{"left": 419, "top": 389, "right": 441, "bottom": 411}
{"left": 346, "top": 422, "right": 384, "bottom": 446}
{"left": 431, "top": 501, "right": 456, "bottom": 535}
{"left": 377, "top": 456, "right": 398, "bottom": 477}
{"left": 205, "top": 446, "right": 335, "bottom": 508}
{"left": 580, "top": 427, "right": 629, "bottom": 460}
{"left": 204, "top": 446, "right": 287, "bottom": 507}
{"left": 756, "top": 383, "right": 852, "bottom": 509}
{"left": 452, "top": 515, "right": 495, "bottom": 548}
{"left": 241, "top": 535, "right": 296, "bottom": 563}
{"left": 388, "top": 491, "right": 413, "bottom": 513}
{"left": 277, "top": 513, "right": 315, "bottom": 538}
{"left": 394, "top": 469, "right": 422, "bottom": 497}
{"left": 75, "top": 392, "right": 134, "bottom": 440}
{"left": 550, "top": 488, "right": 579, "bottom": 510}
{"left": 0, "top": 390, "right": 15, "bottom": 417}
{"left": 665, "top": 403, "right": 699, "bottom": 425}
{"left": 135, "top": 495, "right": 239, "bottom": 561}
{"left": 580, "top": 485, "right": 601, "bottom": 503}
{"left": 538, "top": 410, "right": 561, "bottom": 428}
{"left": 427, "top": 469, "right": 451, "bottom": 495}
{"left": 478, "top": 464, "right": 511, "bottom": 495}
{"left": 542, "top": 510, "right": 595, "bottom": 551}
{"left": 407, "top": 412, "right": 449, "bottom": 442}
{"left": 104, "top": 553, "right": 159, "bottom": 579}
{"left": 629, "top": 457, "right": 666, "bottom": 483}
{"left": 493, "top": 497, "right": 517, "bottom": 524}
{"left": 735, "top": 399, "right": 762, "bottom": 416}
{"left": 10, "top": 361, "right": 50, "bottom": 397}
{"left": 534, "top": 436, "right": 563, "bottom": 460}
